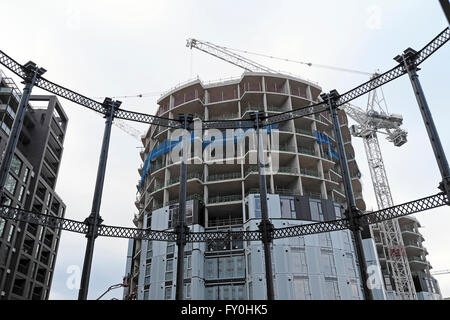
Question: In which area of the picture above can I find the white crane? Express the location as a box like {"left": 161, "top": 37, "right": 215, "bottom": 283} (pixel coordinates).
{"left": 342, "top": 79, "right": 416, "bottom": 300}
{"left": 187, "top": 38, "right": 417, "bottom": 299}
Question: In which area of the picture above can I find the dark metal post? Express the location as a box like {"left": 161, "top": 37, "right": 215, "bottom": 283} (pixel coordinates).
{"left": 175, "top": 114, "right": 193, "bottom": 300}
{"left": 251, "top": 111, "right": 275, "bottom": 300}
{"left": 78, "top": 98, "right": 121, "bottom": 300}
{"left": 0, "top": 62, "right": 46, "bottom": 200}
{"left": 395, "top": 48, "right": 450, "bottom": 201}
{"left": 322, "top": 91, "right": 373, "bottom": 300}
{"left": 439, "top": 0, "right": 450, "bottom": 25}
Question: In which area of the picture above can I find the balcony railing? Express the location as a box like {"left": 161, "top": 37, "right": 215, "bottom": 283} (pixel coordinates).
{"left": 296, "top": 128, "right": 314, "bottom": 136}
{"left": 167, "top": 172, "right": 203, "bottom": 185}
{"left": 278, "top": 166, "right": 298, "bottom": 174}
{"left": 298, "top": 147, "right": 317, "bottom": 156}
{"left": 208, "top": 194, "right": 242, "bottom": 204}
{"left": 208, "top": 217, "right": 243, "bottom": 228}
{"left": 300, "top": 168, "right": 320, "bottom": 178}
{"left": 207, "top": 172, "right": 241, "bottom": 182}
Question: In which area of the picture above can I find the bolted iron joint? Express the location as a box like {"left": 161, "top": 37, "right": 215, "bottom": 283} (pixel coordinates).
{"left": 320, "top": 90, "right": 340, "bottom": 108}
{"left": 178, "top": 113, "right": 194, "bottom": 124}
{"left": 258, "top": 219, "right": 274, "bottom": 243}
{"left": 174, "top": 223, "right": 190, "bottom": 246}
{"left": 21, "top": 61, "right": 46, "bottom": 84}
{"left": 84, "top": 214, "right": 104, "bottom": 238}
{"left": 249, "top": 111, "right": 266, "bottom": 128}
{"left": 394, "top": 47, "right": 418, "bottom": 71}
{"left": 438, "top": 178, "right": 450, "bottom": 205}
{"left": 102, "top": 98, "right": 122, "bottom": 117}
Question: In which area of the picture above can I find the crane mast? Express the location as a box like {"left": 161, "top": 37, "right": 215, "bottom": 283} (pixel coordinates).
{"left": 187, "top": 38, "right": 417, "bottom": 299}
{"left": 344, "top": 83, "right": 416, "bottom": 300}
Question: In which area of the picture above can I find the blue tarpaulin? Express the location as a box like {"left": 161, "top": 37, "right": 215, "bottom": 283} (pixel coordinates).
{"left": 138, "top": 124, "right": 279, "bottom": 190}
{"left": 314, "top": 130, "right": 339, "bottom": 160}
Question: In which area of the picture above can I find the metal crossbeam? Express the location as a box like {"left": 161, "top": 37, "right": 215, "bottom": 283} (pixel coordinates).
{"left": 0, "top": 206, "right": 88, "bottom": 234}
{"left": 360, "top": 192, "right": 448, "bottom": 226}
{"left": 98, "top": 225, "right": 176, "bottom": 241}
{"left": 1, "top": 193, "right": 446, "bottom": 241}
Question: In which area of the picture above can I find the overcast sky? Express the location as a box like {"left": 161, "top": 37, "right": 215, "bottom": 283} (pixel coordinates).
{"left": 1, "top": 1, "right": 449, "bottom": 299}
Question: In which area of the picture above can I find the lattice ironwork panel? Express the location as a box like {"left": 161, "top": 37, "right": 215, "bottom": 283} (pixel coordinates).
{"left": 265, "top": 102, "right": 329, "bottom": 126}
{"left": 115, "top": 108, "right": 182, "bottom": 128}
{"left": 360, "top": 192, "right": 448, "bottom": 226}
{"left": 416, "top": 27, "right": 450, "bottom": 66}
{"left": 187, "top": 230, "right": 261, "bottom": 242}
{"left": 98, "top": 225, "right": 177, "bottom": 241}
{"left": 273, "top": 218, "right": 351, "bottom": 239}
{"left": 0, "top": 206, "right": 88, "bottom": 234}
{"left": 337, "top": 65, "right": 405, "bottom": 106}
{"left": 0, "top": 50, "right": 27, "bottom": 78}
{"left": 35, "top": 78, "right": 105, "bottom": 114}
{"left": 201, "top": 120, "right": 254, "bottom": 130}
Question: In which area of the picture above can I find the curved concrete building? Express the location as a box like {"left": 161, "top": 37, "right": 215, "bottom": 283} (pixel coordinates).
{"left": 124, "top": 72, "right": 375, "bottom": 300}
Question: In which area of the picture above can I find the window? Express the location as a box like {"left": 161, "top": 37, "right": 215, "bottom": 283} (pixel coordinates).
{"left": 334, "top": 205, "right": 342, "bottom": 219}
{"left": 18, "top": 186, "right": 25, "bottom": 203}
{"left": 11, "top": 155, "right": 22, "bottom": 175}
{"left": 166, "top": 243, "right": 175, "bottom": 254}
{"left": 324, "top": 279, "right": 340, "bottom": 300}
{"left": 2, "top": 197, "right": 12, "bottom": 213}
{"left": 5, "top": 174, "right": 17, "bottom": 195}
{"left": 205, "top": 286, "right": 217, "bottom": 300}
{"left": 280, "top": 197, "right": 296, "bottom": 219}
{"left": 7, "top": 225, "right": 15, "bottom": 242}
{"left": 144, "top": 263, "right": 151, "bottom": 285}
{"left": 205, "top": 258, "right": 218, "bottom": 280}
{"left": 291, "top": 247, "right": 308, "bottom": 273}
{"left": 248, "top": 281, "right": 253, "bottom": 300}
{"left": 146, "top": 241, "right": 153, "bottom": 259}
{"left": 345, "top": 253, "right": 356, "bottom": 277}
{"left": 320, "top": 250, "right": 336, "bottom": 276}
{"left": 309, "top": 200, "right": 322, "bottom": 221}
{"left": 184, "top": 283, "right": 191, "bottom": 300}
{"left": 0, "top": 218, "right": 5, "bottom": 237}
{"left": 164, "top": 286, "right": 172, "bottom": 300}
{"left": 23, "top": 167, "right": 30, "bottom": 183}
{"left": 254, "top": 196, "right": 261, "bottom": 218}
{"left": 143, "top": 290, "right": 149, "bottom": 300}
{"left": 184, "top": 255, "right": 192, "bottom": 278}
{"left": 350, "top": 282, "right": 360, "bottom": 299}
{"left": 247, "top": 253, "right": 252, "bottom": 275}
{"left": 294, "top": 277, "right": 311, "bottom": 300}
{"left": 165, "top": 259, "right": 173, "bottom": 281}
{"left": 319, "top": 233, "right": 332, "bottom": 248}
{"left": 168, "top": 207, "right": 178, "bottom": 229}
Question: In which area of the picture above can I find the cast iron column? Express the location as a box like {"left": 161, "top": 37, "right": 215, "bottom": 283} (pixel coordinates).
{"left": 0, "top": 62, "right": 46, "bottom": 200}
{"left": 175, "top": 114, "right": 193, "bottom": 300}
{"left": 78, "top": 98, "right": 121, "bottom": 300}
{"left": 395, "top": 48, "right": 450, "bottom": 202}
{"left": 251, "top": 111, "right": 275, "bottom": 300}
{"left": 322, "top": 91, "right": 373, "bottom": 300}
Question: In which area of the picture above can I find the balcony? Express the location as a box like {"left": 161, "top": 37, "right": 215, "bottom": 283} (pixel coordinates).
{"left": 300, "top": 168, "right": 321, "bottom": 178}
{"left": 207, "top": 172, "right": 241, "bottom": 182}
{"left": 298, "top": 147, "right": 317, "bottom": 157}
{"left": 208, "top": 194, "right": 242, "bottom": 205}
{"left": 207, "top": 217, "right": 243, "bottom": 228}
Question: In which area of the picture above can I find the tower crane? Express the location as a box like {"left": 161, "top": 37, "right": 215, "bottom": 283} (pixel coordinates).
{"left": 187, "top": 38, "right": 417, "bottom": 300}
{"left": 342, "top": 84, "right": 416, "bottom": 300}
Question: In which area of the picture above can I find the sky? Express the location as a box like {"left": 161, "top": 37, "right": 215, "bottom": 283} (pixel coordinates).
{"left": 0, "top": 0, "right": 449, "bottom": 300}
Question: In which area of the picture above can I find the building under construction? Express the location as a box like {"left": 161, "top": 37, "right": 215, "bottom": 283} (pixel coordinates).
{"left": 122, "top": 71, "right": 441, "bottom": 300}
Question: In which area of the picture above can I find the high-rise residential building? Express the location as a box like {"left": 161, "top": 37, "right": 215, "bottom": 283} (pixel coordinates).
{"left": 370, "top": 216, "right": 441, "bottom": 300}
{"left": 0, "top": 70, "right": 68, "bottom": 300}
{"left": 123, "top": 72, "right": 439, "bottom": 300}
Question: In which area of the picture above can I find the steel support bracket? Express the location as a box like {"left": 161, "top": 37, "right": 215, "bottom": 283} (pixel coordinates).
{"left": 174, "top": 224, "right": 190, "bottom": 246}
{"left": 258, "top": 219, "right": 274, "bottom": 243}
